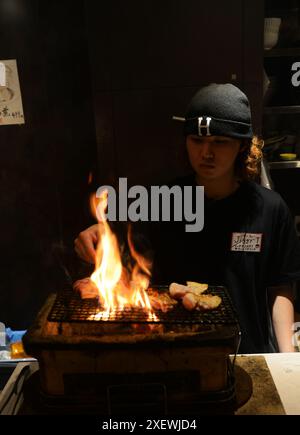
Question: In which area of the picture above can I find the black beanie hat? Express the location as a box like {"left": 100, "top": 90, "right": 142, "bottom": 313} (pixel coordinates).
{"left": 183, "top": 83, "right": 253, "bottom": 139}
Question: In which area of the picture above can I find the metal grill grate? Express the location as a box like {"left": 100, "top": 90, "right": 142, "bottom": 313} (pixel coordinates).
{"left": 47, "top": 286, "right": 238, "bottom": 325}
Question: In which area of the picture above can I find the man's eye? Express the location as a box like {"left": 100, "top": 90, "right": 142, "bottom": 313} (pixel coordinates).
{"left": 214, "top": 139, "right": 228, "bottom": 144}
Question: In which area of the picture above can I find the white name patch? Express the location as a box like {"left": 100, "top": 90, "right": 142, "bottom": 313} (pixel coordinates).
{"left": 231, "top": 232, "right": 262, "bottom": 252}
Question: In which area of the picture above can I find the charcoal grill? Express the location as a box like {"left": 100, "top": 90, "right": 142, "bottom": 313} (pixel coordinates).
{"left": 22, "top": 285, "right": 242, "bottom": 415}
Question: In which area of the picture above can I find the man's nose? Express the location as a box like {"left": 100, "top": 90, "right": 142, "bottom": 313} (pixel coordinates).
{"left": 201, "top": 141, "right": 214, "bottom": 159}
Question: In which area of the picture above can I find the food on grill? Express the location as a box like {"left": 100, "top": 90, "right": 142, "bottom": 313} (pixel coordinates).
{"left": 169, "top": 282, "right": 190, "bottom": 299}
{"left": 182, "top": 292, "right": 222, "bottom": 311}
{"left": 169, "top": 281, "right": 208, "bottom": 298}
{"left": 169, "top": 281, "right": 221, "bottom": 311}
{"left": 186, "top": 281, "right": 208, "bottom": 294}
{"left": 147, "top": 288, "right": 178, "bottom": 312}
{"left": 73, "top": 277, "right": 221, "bottom": 313}
{"left": 73, "top": 278, "right": 99, "bottom": 299}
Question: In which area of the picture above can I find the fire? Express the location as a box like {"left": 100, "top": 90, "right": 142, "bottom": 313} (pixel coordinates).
{"left": 90, "top": 190, "right": 158, "bottom": 321}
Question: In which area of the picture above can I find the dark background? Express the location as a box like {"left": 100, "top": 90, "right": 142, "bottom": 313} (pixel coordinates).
{"left": 0, "top": 0, "right": 263, "bottom": 328}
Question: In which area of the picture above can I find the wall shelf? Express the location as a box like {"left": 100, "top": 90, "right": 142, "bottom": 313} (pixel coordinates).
{"left": 268, "top": 160, "right": 300, "bottom": 169}
{"left": 264, "top": 106, "right": 300, "bottom": 114}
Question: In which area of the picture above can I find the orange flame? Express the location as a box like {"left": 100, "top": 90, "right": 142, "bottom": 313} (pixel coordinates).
{"left": 90, "top": 190, "right": 157, "bottom": 321}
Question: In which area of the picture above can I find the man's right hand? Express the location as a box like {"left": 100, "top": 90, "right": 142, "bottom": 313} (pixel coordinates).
{"left": 74, "top": 224, "right": 100, "bottom": 264}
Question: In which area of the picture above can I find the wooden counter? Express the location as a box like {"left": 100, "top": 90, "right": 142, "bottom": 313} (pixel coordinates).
{"left": 235, "top": 353, "right": 300, "bottom": 415}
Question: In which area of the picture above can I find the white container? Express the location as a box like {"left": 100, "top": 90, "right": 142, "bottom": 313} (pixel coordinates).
{"left": 264, "top": 18, "right": 282, "bottom": 50}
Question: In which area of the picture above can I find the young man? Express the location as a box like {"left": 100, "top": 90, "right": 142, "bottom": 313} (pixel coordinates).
{"left": 75, "top": 83, "right": 300, "bottom": 353}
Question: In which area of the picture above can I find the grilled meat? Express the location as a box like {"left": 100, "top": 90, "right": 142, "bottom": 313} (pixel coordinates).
{"left": 169, "top": 283, "right": 190, "bottom": 299}
{"left": 73, "top": 278, "right": 99, "bottom": 299}
{"left": 186, "top": 281, "right": 208, "bottom": 294}
{"left": 169, "top": 282, "right": 208, "bottom": 298}
{"left": 169, "top": 281, "right": 221, "bottom": 311}
{"left": 182, "top": 292, "right": 222, "bottom": 311}
{"left": 147, "top": 288, "right": 178, "bottom": 312}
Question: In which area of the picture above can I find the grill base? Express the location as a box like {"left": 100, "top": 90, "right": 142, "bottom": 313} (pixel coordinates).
{"left": 34, "top": 346, "right": 233, "bottom": 396}
{"left": 19, "top": 368, "right": 240, "bottom": 415}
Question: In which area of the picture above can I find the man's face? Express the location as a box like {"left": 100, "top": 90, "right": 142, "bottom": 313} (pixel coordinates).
{"left": 186, "top": 135, "right": 242, "bottom": 181}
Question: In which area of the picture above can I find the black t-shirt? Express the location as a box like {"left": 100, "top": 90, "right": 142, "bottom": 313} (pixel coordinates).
{"left": 141, "top": 174, "right": 300, "bottom": 354}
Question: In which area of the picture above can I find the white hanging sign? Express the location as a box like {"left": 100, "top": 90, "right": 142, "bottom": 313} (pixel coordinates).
{"left": 0, "top": 59, "right": 25, "bottom": 125}
{"left": 0, "top": 63, "right": 6, "bottom": 87}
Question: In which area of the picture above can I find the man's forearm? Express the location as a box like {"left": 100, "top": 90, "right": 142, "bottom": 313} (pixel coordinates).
{"left": 269, "top": 284, "right": 295, "bottom": 352}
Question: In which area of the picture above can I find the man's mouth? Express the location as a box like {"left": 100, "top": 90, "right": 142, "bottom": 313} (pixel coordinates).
{"left": 199, "top": 163, "right": 215, "bottom": 169}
